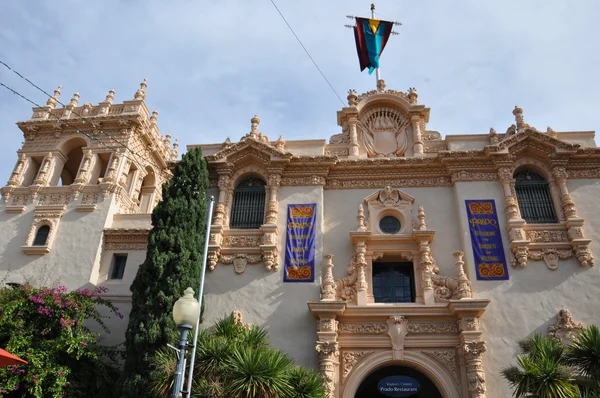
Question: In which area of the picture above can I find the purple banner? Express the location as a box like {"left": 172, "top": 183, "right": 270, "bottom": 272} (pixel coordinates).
{"left": 284, "top": 203, "right": 316, "bottom": 282}
{"left": 465, "top": 200, "right": 509, "bottom": 280}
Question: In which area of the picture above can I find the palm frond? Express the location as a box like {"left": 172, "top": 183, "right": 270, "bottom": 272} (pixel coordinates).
{"left": 288, "top": 366, "right": 327, "bottom": 398}
{"left": 225, "top": 346, "right": 295, "bottom": 398}
{"left": 567, "top": 325, "right": 600, "bottom": 382}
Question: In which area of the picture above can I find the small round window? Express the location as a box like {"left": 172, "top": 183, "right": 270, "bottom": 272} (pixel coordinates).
{"left": 379, "top": 216, "right": 401, "bottom": 234}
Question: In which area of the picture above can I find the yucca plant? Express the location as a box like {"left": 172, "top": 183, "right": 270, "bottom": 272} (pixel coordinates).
{"left": 148, "top": 314, "right": 324, "bottom": 398}
{"left": 502, "top": 334, "right": 579, "bottom": 398}
{"left": 288, "top": 366, "right": 327, "bottom": 398}
{"left": 567, "top": 325, "right": 600, "bottom": 395}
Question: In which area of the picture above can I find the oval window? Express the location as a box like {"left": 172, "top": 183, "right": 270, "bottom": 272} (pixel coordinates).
{"left": 380, "top": 216, "right": 401, "bottom": 234}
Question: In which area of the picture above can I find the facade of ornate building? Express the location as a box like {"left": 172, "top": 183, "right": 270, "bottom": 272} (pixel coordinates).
{"left": 2, "top": 79, "right": 600, "bottom": 397}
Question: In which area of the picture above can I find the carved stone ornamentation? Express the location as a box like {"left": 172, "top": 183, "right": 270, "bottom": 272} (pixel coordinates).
{"left": 319, "top": 319, "right": 339, "bottom": 332}
{"left": 423, "top": 350, "right": 459, "bottom": 380}
{"left": 338, "top": 323, "right": 388, "bottom": 334}
{"left": 342, "top": 351, "right": 373, "bottom": 381}
{"left": 7, "top": 153, "right": 27, "bottom": 186}
{"left": 548, "top": 309, "right": 584, "bottom": 345}
{"left": 223, "top": 235, "right": 261, "bottom": 247}
{"left": 460, "top": 341, "right": 487, "bottom": 398}
{"left": 573, "top": 244, "right": 594, "bottom": 267}
{"left": 528, "top": 249, "right": 573, "bottom": 270}
{"left": 526, "top": 230, "right": 568, "bottom": 243}
{"left": 104, "top": 228, "right": 150, "bottom": 250}
{"left": 387, "top": 316, "right": 409, "bottom": 360}
{"left": 358, "top": 106, "right": 411, "bottom": 158}
{"left": 408, "top": 322, "right": 459, "bottom": 334}
{"left": 315, "top": 341, "right": 339, "bottom": 398}
{"left": 321, "top": 254, "right": 336, "bottom": 301}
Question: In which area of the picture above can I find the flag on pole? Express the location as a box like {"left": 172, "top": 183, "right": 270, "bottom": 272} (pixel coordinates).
{"left": 353, "top": 17, "right": 393, "bottom": 74}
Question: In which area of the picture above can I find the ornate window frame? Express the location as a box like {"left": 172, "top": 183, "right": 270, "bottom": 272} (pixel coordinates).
{"left": 22, "top": 206, "right": 65, "bottom": 255}
{"left": 310, "top": 186, "right": 490, "bottom": 398}
{"left": 205, "top": 117, "right": 292, "bottom": 273}
{"left": 498, "top": 158, "right": 594, "bottom": 270}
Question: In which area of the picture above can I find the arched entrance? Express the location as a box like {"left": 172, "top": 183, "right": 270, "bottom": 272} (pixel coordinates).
{"left": 355, "top": 365, "right": 442, "bottom": 398}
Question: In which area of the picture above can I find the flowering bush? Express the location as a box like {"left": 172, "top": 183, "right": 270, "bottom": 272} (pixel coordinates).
{"left": 0, "top": 284, "right": 123, "bottom": 397}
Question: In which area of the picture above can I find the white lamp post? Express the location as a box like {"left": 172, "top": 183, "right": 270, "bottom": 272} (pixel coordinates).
{"left": 170, "top": 287, "right": 200, "bottom": 398}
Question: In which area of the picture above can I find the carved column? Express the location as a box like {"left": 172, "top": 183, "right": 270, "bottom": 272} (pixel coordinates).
{"left": 348, "top": 116, "right": 360, "bottom": 158}
{"left": 411, "top": 115, "right": 424, "bottom": 156}
{"left": 356, "top": 204, "right": 367, "bottom": 231}
{"left": 355, "top": 241, "right": 368, "bottom": 305}
{"left": 459, "top": 341, "right": 487, "bottom": 398}
{"left": 118, "top": 160, "right": 131, "bottom": 188}
{"left": 316, "top": 341, "right": 339, "bottom": 398}
{"left": 454, "top": 252, "right": 472, "bottom": 299}
{"left": 552, "top": 166, "right": 577, "bottom": 219}
{"left": 33, "top": 153, "right": 55, "bottom": 186}
{"left": 7, "top": 153, "right": 27, "bottom": 186}
{"left": 131, "top": 173, "right": 144, "bottom": 203}
{"left": 265, "top": 174, "right": 281, "bottom": 224}
{"left": 102, "top": 150, "right": 121, "bottom": 183}
{"left": 213, "top": 173, "right": 231, "bottom": 226}
{"left": 553, "top": 166, "right": 594, "bottom": 266}
{"left": 498, "top": 166, "right": 529, "bottom": 267}
{"left": 74, "top": 149, "right": 94, "bottom": 184}
{"left": 261, "top": 173, "right": 281, "bottom": 272}
{"left": 321, "top": 254, "right": 336, "bottom": 301}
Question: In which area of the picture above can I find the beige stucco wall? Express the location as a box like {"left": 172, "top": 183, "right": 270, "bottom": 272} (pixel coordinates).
{"left": 454, "top": 179, "right": 600, "bottom": 397}
{"left": 0, "top": 196, "right": 115, "bottom": 288}
{"left": 202, "top": 185, "right": 324, "bottom": 368}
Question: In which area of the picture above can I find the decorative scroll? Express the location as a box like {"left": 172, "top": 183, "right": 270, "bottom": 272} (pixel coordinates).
{"left": 465, "top": 200, "right": 509, "bottom": 280}
{"left": 284, "top": 203, "right": 316, "bottom": 282}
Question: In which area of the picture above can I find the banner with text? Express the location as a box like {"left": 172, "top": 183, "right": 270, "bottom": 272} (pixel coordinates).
{"left": 465, "top": 200, "right": 509, "bottom": 280}
{"left": 284, "top": 203, "right": 316, "bottom": 283}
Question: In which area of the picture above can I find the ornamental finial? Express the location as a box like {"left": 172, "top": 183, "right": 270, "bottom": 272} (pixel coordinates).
{"left": 46, "top": 85, "right": 62, "bottom": 109}
{"left": 68, "top": 92, "right": 80, "bottom": 108}
{"left": 105, "top": 89, "right": 115, "bottom": 104}
{"left": 134, "top": 78, "right": 147, "bottom": 100}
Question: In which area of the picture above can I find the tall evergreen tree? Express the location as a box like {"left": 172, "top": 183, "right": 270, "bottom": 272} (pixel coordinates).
{"left": 116, "top": 147, "right": 209, "bottom": 397}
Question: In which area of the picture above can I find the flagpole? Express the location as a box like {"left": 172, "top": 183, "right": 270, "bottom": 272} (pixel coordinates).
{"left": 184, "top": 195, "right": 215, "bottom": 397}
{"left": 371, "top": 3, "right": 381, "bottom": 85}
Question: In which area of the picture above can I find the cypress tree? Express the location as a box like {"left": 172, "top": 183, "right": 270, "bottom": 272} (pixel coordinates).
{"left": 116, "top": 147, "right": 209, "bottom": 397}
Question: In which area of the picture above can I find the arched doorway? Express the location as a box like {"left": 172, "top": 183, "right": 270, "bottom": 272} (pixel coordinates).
{"left": 355, "top": 365, "right": 442, "bottom": 398}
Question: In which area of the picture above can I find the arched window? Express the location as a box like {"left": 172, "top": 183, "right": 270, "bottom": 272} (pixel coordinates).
{"left": 229, "top": 177, "right": 266, "bottom": 229}
{"left": 58, "top": 137, "right": 87, "bottom": 186}
{"left": 33, "top": 225, "right": 50, "bottom": 246}
{"left": 514, "top": 170, "right": 558, "bottom": 224}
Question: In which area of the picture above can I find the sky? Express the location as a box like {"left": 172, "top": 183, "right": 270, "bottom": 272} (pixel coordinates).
{"left": 0, "top": 0, "right": 599, "bottom": 179}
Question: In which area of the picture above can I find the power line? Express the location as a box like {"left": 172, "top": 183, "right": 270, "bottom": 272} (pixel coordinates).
{"left": 268, "top": 0, "right": 346, "bottom": 107}
{"left": 0, "top": 81, "right": 172, "bottom": 181}
{"left": 0, "top": 59, "right": 174, "bottom": 179}
{"left": 0, "top": 59, "right": 133, "bottom": 151}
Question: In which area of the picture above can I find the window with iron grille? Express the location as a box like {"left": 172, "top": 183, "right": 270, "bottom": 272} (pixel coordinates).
{"left": 229, "top": 177, "right": 266, "bottom": 229}
{"left": 372, "top": 262, "right": 415, "bottom": 303}
{"left": 514, "top": 170, "right": 558, "bottom": 224}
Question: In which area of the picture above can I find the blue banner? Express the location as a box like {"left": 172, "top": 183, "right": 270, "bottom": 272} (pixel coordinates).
{"left": 465, "top": 200, "right": 509, "bottom": 280}
{"left": 283, "top": 203, "right": 316, "bottom": 283}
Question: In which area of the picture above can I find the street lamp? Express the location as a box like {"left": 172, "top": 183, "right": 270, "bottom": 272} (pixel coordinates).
{"left": 171, "top": 287, "right": 201, "bottom": 398}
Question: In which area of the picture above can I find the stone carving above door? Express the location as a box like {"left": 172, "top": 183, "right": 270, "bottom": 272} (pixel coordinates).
{"left": 359, "top": 106, "right": 411, "bottom": 158}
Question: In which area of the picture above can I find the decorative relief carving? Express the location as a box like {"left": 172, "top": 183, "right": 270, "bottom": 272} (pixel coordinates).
{"left": 81, "top": 192, "right": 99, "bottom": 205}
{"left": 342, "top": 351, "right": 373, "bottom": 381}
{"left": 325, "top": 148, "right": 349, "bottom": 156}
{"left": 338, "top": 323, "right": 387, "bottom": 334}
{"left": 280, "top": 176, "right": 326, "bottom": 186}
{"left": 548, "top": 309, "right": 584, "bottom": 345}
{"left": 451, "top": 171, "right": 498, "bottom": 182}
{"left": 219, "top": 253, "right": 262, "bottom": 273}
{"left": 321, "top": 254, "right": 337, "bottom": 301}
{"left": 326, "top": 177, "right": 453, "bottom": 189}
{"left": 387, "top": 316, "right": 409, "bottom": 360}
{"left": 568, "top": 168, "right": 600, "bottom": 179}
{"left": 458, "top": 317, "right": 480, "bottom": 332}
{"left": 408, "top": 322, "right": 459, "bottom": 334}
{"left": 223, "top": 235, "right": 261, "bottom": 247}
{"left": 528, "top": 249, "right": 573, "bottom": 270}
{"left": 423, "top": 350, "right": 458, "bottom": 380}
{"left": 37, "top": 193, "right": 70, "bottom": 206}
{"left": 358, "top": 106, "right": 411, "bottom": 158}
{"left": 315, "top": 341, "right": 339, "bottom": 398}
{"left": 104, "top": 228, "right": 150, "bottom": 250}
{"left": 526, "top": 230, "right": 568, "bottom": 243}
{"left": 319, "top": 319, "right": 339, "bottom": 332}
{"left": 460, "top": 341, "right": 487, "bottom": 398}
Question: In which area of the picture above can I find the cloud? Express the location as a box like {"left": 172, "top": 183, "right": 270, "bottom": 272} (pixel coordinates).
{"left": 0, "top": 0, "right": 598, "bottom": 180}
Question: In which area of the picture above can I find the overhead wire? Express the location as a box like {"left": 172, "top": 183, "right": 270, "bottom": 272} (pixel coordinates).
{"left": 0, "top": 80, "right": 173, "bottom": 181}
{"left": 0, "top": 61, "right": 174, "bottom": 179}
{"left": 268, "top": 0, "right": 347, "bottom": 107}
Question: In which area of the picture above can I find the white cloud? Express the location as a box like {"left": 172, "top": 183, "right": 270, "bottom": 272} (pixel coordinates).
{"left": 0, "top": 0, "right": 598, "bottom": 178}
